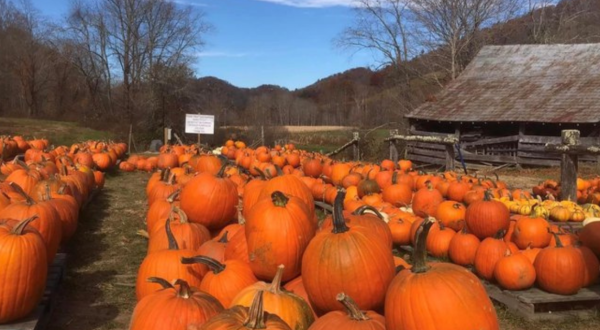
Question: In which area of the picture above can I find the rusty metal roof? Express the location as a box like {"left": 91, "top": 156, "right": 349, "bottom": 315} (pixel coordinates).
{"left": 406, "top": 44, "right": 600, "bottom": 123}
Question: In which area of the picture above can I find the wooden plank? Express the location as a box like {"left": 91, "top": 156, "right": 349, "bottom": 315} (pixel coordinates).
{"left": 518, "top": 286, "right": 600, "bottom": 304}
{"left": 406, "top": 141, "right": 446, "bottom": 150}
{"left": 387, "top": 134, "right": 457, "bottom": 145}
{"left": 462, "top": 135, "right": 519, "bottom": 147}
{"left": 408, "top": 147, "right": 446, "bottom": 158}
{"left": 521, "top": 135, "right": 597, "bottom": 145}
{"left": 407, "top": 154, "right": 446, "bottom": 166}
{"left": 408, "top": 128, "right": 453, "bottom": 137}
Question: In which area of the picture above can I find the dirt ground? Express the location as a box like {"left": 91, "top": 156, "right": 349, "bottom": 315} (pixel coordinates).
{"left": 44, "top": 167, "right": 600, "bottom": 330}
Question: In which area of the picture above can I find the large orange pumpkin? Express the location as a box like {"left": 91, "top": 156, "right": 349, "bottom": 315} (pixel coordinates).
{"left": 412, "top": 182, "right": 443, "bottom": 218}
{"left": 465, "top": 190, "right": 510, "bottom": 240}
{"left": 534, "top": 234, "right": 585, "bottom": 295}
{"left": 301, "top": 191, "right": 395, "bottom": 314}
{"left": 246, "top": 191, "right": 315, "bottom": 282}
{"left": 385, "top": 219, "right": 499, "bottom": 330}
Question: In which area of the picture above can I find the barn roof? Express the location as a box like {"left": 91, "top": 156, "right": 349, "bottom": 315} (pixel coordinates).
{"left": 406, "top": 44, "right": 600, "bottom": 123}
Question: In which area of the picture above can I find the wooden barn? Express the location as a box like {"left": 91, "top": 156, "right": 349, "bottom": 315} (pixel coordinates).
{"left": 405, "top": 44, "right": 600, "bottom": 167}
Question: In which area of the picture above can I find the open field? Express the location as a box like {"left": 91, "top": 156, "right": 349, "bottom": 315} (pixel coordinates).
{"left": 0, "top": 117, "right": 116, "bottom": 146}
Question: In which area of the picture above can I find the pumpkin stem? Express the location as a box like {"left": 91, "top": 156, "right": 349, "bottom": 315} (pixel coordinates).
{"left": 412, "top": 218, "right": 434, "bottom": 273}
{"left": 551, "top": 231, "right": 564, "bottom": 248}
{"left": 174, "top": 279, "right": 191, "bottom": 299}
{"left": 147, "top": 277, "right": 174, "bottom": 290}
{"left": 275, "top": 165, "right": 284, "bottom": 176}
{"left": 218, "top": 231, "right": 229, "bottom": 243}
{"left": 164, "top": 217, "right": 179, "bottom": 250}
{"left": 10, "top": 215, "right": 38, "bottom": 235}
{"left": 171, "top": 206, "right": 188, "bottom": 224}
{"left": 217, "top": 163, "right": 227, "bottom": 178}
{"left": 181, "top": 255, "right": 226, "bottom": 274}
{"left": 166, "top": 189, "right": 180, "bottom": 203}
{"left": 271, "top": 191, "right": 289, "bottom": 208}
{"left": 391, "top": 171, "right": 398, "bottom": 185}
{"left": 483, "top": 189, "right": 493, "bottom": 201}
{"left": 268, "top": 265, "right": 285, "bottom": 294}
{"left": 244, "top": 291, "right": 266, "bottom": 329}
{"left": 253, "top": 167, "right": 267, "bottom": 181}
{"left": 336, "top": 293, "right": 370, "bottom": 321}
{"left": 9, "top": 182, "right": 35, "bottom": 205}
{"left": 494, "top": 229, "right": 507, "bottom": 240}
{"left": 352, "top": 205, "right": 384, "bottom": 220}
{"left": 332, "top": 190, "right": 350, "bottom": 234}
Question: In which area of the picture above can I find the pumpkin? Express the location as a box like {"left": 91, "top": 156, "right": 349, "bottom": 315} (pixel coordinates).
{"left": 201, "top": 291, "right": 292, "bottom": 330}
{"left": 256, "top": 174, "right": 315, "bottom": 220}
{"left": 308, "top": 293, "right": 385, "bottom": 330}
{"left": 465, "top": 190, "right": 510, "bottom": 240}
{"left": 493, "top": 250, "right": 536, "bottom": 290}
{"left": 331, "top": 163, "right": 352, "bottom": 186}
{"left": 382, "top": 172, "right": 412, "bottom": 207}
{"left": 435, "top": 201, "right": 466, "bottom": 231}
{"left": 0, "top": 217, "right": 48, "bottom": 323}
{"left": 511, "top": 215, "right": 551, "bottom": 249}
{"left": 2, "top": 182, "right": 62, "bottom": 264}
{"left": 179, "top": 165, "right": 238, "bottom": 230}
{"left": 411, "top": 182, "right": 443, "bottom": 218}
{"left": 474, "top": 230, "right": 509, "bottom": 281}
{"left": 579, "top": 221, "right": 600, "bottom": 258}
{"left": 387, "top": 214, "right": 414, "bottom": 246}
{"left": 534, "top": 233, "right": 585, "bottom": 295}
{"left": 575, "top": 245, "right": 600, "bottom": 287}
{"left": 181, "top": 255, "right": 258, "bottom": 307}
{"left": 301, "top": 190, "right": 395, "bottom": 314}
{"left": 549, "top": 205, "right": 572, "bottom": 222}
{"left": 231, "top": 265, "right": 314, "bottom": 330}
{"left": 426, "top": 222, "right": 456, "bottom": 258}
{"left": 224, "top": 226, "right": 250, "bottom": 263}
{"left": 135, "top": 219, "right": 204, "bottom": 300}
{"left": 447, "top": 179, "right": 471, "bottom": 202}
{"left": 448, "top": 227, "right": 480, "bottom": 266}
{"left": 283, "top": 276, "right": 317, "bottom": 318}
{"left": 146, "top": 189, "right": 180, "bottom": 235}
{"left": 129, "top": 278, "right": 223, "bottom": 330}
{"left": 246, "top": 191, "right": 315, "bottom": 282}
{"left": 147, "top": 207, "right": 211, "bottom": 253}
{"left": 243, "top": 175, "right": 268, "bottom": 219}
{"left": 385, "top": 219, "right": 499, "bottom": 330}
{"left": 319, "top": 205, "right": 393, "bottom": 249}
{"left": 521, "top": 245, "right": 542, "bottom": 264}
{"left": 303, "top": 158, "right": 323, "bottom": 178}
{"left": 357, "top": 173, "right": 380, "bottom": 198}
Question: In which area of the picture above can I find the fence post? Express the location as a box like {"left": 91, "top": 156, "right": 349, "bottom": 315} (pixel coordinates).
{"left": 445, "top": 145, "right": 456, "bottom": 171}
{"left": 389, "top": 129, "right": 399, "bottom": 163}
{"left": 560, "top": 129, "right": 579, "bottom": 201}
{"left": 353, "top": 132, "right": 360, "bottom": 161}
{"left": 261, "top": 126, "right": 265, "bottom": 146}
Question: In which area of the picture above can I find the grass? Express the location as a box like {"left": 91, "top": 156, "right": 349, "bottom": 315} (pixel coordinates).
{"left": 47, "top": 171, "right": 148, "bottom": 330}
{"left": 0, "top": 117, "right": 116, "bottom": 146}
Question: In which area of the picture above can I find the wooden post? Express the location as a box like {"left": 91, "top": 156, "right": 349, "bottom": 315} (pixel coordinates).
{"left": 353, "top": 132, "right": 360, "bottom": 161}
{"left": 445, "top": 145, "right": 455, "bottom": 171}
{"left": 197, "top": 134, "right": 201, "bottom": 146}
{"left": 389, "top": 129, "right": 399, "bottom": 163}
{"left": 128, "top": 124, "right": 132, "bottom": 154}
{"left": 261, "top": 126, "right": 265, "bottom": 146}
{"left": 560, "top": 130, "right": 580, "bottom": 201}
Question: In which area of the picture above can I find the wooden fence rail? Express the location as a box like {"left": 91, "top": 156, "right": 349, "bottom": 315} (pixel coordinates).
{"left": 326, "top": 132, "right": 360, "bottom": 161}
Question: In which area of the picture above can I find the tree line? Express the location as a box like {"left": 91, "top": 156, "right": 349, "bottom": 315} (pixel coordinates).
{"left": 0, "top": 0, "right": 599, "bottom": 143}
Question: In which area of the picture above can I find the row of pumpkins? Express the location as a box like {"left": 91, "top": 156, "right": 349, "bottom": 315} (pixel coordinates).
{"left": 127, "top": 141, "right": 600, "bottom": 329}
{"left": 0, "top": 139, "right": 126, "bottom": 323}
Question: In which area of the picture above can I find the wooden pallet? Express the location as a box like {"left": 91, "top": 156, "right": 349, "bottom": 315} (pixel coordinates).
{"left": 0, "top": 253, "right": 67, "bottom": 330}
{"left": 483, "top": 281, "right": 600, "bottom": 321}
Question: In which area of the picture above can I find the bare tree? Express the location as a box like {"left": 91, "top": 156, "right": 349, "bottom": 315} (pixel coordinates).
{"left": 335, "top": 0, "right": 414, "bottom": 81}
{"left": 412, "top": 0, "right": 520, "bottom": 80}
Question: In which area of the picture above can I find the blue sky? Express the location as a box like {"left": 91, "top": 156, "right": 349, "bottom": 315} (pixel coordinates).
{"left": 30, "top": 0, "right": 373, "bottom": 90}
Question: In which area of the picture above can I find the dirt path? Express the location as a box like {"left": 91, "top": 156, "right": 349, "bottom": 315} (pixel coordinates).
{"left": 47, "top": 171, "right": 149, "bottom": 330}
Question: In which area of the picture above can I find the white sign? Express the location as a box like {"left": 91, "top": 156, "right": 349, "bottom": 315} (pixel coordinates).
{"left": 185, "top": 114, "right": 214, "bottom": 135}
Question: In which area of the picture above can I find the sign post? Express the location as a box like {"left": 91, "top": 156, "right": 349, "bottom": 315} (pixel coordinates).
{"left": 185, "top": 114, "right": 215, "bottom": 146}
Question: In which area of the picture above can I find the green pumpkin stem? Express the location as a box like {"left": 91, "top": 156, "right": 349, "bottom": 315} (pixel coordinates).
{"left": 8, "top": 182, "right": 35, "bottom": 205}
{"left": 147, "top": 277, "right": 174, "bottom": 290}
{"left": 165, "top": 217, "right": 179, "bottom": 250}
{"left": 217, "top": 163, "right": 228, "bottom": 178}
{"left": 271, "top": 191, "right": 289, "bottom": 208}
{"left": 332, "top": 190, "right": 350, "bottom": 234}
{"left": 551, "top": 231, "right": 564, "bottom": 248}
{"left": 254, "top": 167, "right": 267, "bottom": 181}
{"left": 268, "top": 265, "right": 285, "bottom": 294}
{"left": 412, "top": 218, "right": 434, "bottom": 273}
{"left": 166, "top": 189, "right": 180, "bottom": 203}
{"left": 174, "top": 279, "right": 191, "bottom": 299}
{"left": 352, "top": 205, "right": 384, "bottom": 220}
{"left": 336, "top": 293, "right": 370, "bottom": 321}
{"left": 180, "top": 255, "right": 226, "bottom": 274}
{"left": 11, "top": 216, "right": 38, "bottom": 235}
{"left": 244, "top": 291, "right": 266, "bottom": 329}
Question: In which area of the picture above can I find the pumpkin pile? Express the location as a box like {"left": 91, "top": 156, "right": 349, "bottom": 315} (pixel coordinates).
{"left": 0, "top": 138, "right": 114, "bottom": 323}
{"left": 129, "top": 140, "right": 506, "bottom": 330}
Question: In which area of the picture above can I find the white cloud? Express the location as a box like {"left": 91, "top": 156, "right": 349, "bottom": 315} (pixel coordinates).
{"left": 171, "top": 0, "right": 208, "bottom": 7}
{"left": 253, "top": 0, "right": 360, "bottom": 8}
{"left": 196, "top": 51, "right": 252, "bottom": 58}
